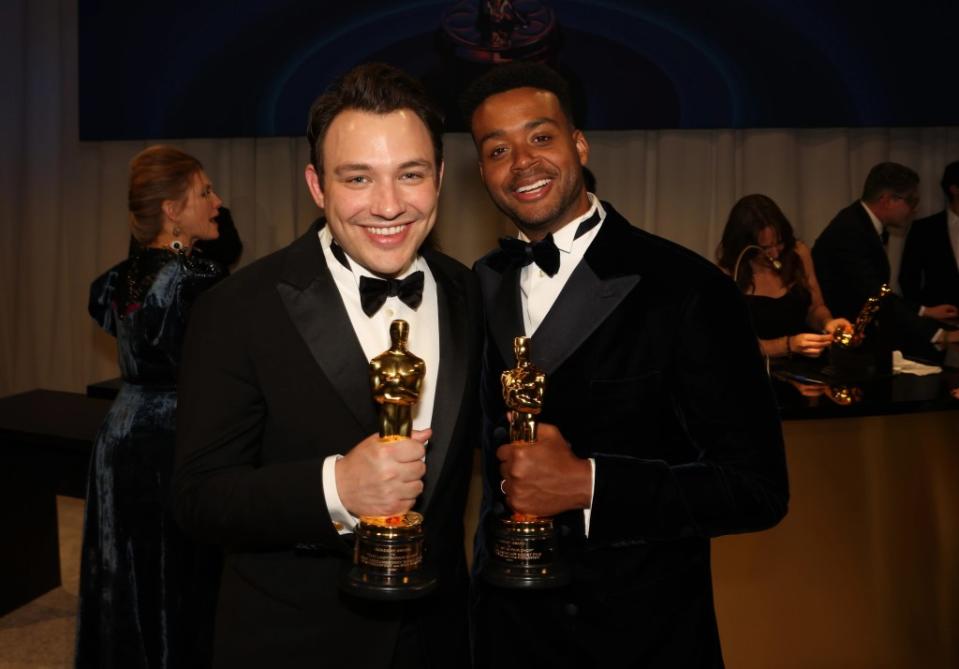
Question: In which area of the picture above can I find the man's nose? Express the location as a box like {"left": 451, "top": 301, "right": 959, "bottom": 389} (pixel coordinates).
{"left": 371, "top": 180, "right": 404, "bottom": 219}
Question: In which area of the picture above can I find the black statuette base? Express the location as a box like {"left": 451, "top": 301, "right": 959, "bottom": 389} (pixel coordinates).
{"left": 339, "top": 512, "right": 437, "bottom": 601}
{"left": 483, "top": 516, "right": 570, "bottom": 589}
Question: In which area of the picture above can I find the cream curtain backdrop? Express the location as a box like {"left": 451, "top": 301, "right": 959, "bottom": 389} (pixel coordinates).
{"left": 2, "top": 0, "right": 959, "bottom": 396}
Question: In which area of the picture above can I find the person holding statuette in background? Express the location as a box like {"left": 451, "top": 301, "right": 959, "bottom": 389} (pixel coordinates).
{"left": 174, "top": 63, "right": 482, "bottom": 668}
{"left": 464, "top": 62, "right": 789, "bottom": 668}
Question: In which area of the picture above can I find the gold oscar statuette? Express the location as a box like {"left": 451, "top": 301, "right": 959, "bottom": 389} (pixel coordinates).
{"left": 832, "top": 284, "right": 892, "bottom": 348}
{"left": 484, "top": 336, "right": 570, "bottom": 589}
{"left": 826, "top": 284, "right": 894, "bottom": 379}
{"left": 341, "top": 319, "right": 437, "bottom": 600}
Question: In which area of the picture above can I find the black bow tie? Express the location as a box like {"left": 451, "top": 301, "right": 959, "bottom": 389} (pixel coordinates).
{"left": 496, "top": 209, "right": 602, "bottom": 277}
{"left": 498, "top": 234, "right": 561, "bottom": 276}
{"left": 359, "top": 272, "right": 424, "bottom": 317}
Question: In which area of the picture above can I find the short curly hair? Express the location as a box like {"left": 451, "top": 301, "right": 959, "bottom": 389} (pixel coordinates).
{"left": 459, "top": 62, "right": 575, "bottom": 130}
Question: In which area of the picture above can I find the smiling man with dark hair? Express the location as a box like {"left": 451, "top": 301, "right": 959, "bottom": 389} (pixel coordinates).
{"left": 174, "top": 63, "right": 482, "bottom": 668}
{"left": 464, "top": 62, "right": 789, "bottom": 669}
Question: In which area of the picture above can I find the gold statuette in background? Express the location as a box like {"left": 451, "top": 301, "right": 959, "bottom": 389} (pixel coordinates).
{"left": 832, "top": 284, "right": 892, "bottom": 348}
{"left": 484, "top": 336, "right": 570, "bottom": 589}
{"left": 341, "top": 319, "right": 437, "bottom": 600}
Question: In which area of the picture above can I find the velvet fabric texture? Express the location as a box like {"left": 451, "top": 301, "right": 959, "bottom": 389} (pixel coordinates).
{"left": 75, "top": 248, "right": 226, "bottom": 668}
{"left": 471, "top": 203, "right": 789, "bottom": 669}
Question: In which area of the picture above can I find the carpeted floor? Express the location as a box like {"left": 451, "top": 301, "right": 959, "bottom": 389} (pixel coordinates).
{"left": 0, "top": 496, "right": 82, "bottom": 668}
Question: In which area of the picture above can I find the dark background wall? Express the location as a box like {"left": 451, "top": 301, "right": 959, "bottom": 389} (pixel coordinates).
{"left": 78, "top": 0, "right": 958, "bottom": 139}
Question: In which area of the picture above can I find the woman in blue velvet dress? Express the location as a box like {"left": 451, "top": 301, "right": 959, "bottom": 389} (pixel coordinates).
{"left": 76, "top": 146, "right": 227, "bottom": 668}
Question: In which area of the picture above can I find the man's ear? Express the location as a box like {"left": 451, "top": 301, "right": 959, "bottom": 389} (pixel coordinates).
{"left": 436, "top": 161, "right": 445, "bottom": 194}
{"left": 573, "top": 129, "right": 590, "bottom": 167}
{"left": 305, "top": 164, "right": 325, "bottom": 209}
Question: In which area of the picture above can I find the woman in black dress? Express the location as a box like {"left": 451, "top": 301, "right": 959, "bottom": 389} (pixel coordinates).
{"left": 717, "top": 194, "right": 851, "bottom": 359}
{"left": 76, "top": 146, "right": 228, "bottom": 668}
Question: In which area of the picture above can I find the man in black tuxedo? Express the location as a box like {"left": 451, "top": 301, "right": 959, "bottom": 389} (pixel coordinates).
{"left": 174, "top": 63, "right": 481, "bottom": 668}
{"left": 899, "top": 160, "right": 959, "bottom": 316}
{"left": 463, "top": 62, "right": 788, "bottom": 668}
{"left": 812, "top": 162, "right": 959, "bottom": 358}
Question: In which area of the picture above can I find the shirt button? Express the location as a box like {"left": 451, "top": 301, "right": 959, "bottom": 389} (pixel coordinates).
{"left": 385, "top": 307, "right": 395, "bottom": 317}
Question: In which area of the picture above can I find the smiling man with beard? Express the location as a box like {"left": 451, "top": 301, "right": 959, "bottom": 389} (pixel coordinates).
{"left": 463, "top": 62, "right": 789, "bottom": 668}
{"left": 173, "top": 63, "right": 482, "bottom": 668}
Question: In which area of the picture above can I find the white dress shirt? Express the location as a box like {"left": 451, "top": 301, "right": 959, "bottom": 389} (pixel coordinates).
{"left": 520, "top": 195, "right": 605, "bottom": 335}
{"left": 317, "top": 225, "right": 440, "bottom": 533}
{"left": 518, "top": 194, "right": 604, "bottom": 535}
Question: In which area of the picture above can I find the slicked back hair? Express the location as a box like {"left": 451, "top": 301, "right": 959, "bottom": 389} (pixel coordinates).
{"left": 861, "top": 162, "right": 919, "bottom": 202}
{"left": 306, "top": 62, "right": 444, "bottom": 183}
{"left": 460, "top": 62, "right": 576, "bottom": 131}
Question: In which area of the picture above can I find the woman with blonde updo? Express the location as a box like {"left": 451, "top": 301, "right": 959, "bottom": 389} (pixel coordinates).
{"left": 76, "top": 145, "right": 227, "bottom": 667}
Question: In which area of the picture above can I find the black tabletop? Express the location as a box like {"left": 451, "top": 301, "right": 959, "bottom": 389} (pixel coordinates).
{"left": 771, "top": 353, "right": 959, "bottom": 421}
{"left": 0, "top": 389, "right": 111, "bottom": 451}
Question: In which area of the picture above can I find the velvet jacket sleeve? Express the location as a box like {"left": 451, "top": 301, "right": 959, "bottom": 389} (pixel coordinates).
{"left": 587, "top": 275, "right": 789, "bottom": 545}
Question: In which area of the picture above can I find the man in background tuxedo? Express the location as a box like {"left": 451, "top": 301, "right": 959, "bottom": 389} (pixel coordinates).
{"left": 813, "top": 162, "right": 959, "bottom": 359}
{"left": 174, "top": 63, "right": 481, "bottom": 668}
{"left": 899, "top": 160, "right": 959, "bottom": 316}
{"left": 463, "top": 62, "right": 788, "bottom": 669}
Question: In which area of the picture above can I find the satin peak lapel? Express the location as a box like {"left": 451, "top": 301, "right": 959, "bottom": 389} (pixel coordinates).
{"left": 276, "top": 227, "right": 377, "bottom": 434}
{"left": 530, "top": 261, "right": 639, "bottom": 374}
{"left": 485, "top": 265, "right": 525, "bottom": 369}
{"left": 418, "top": 259, "right": 468, "bottom": 514}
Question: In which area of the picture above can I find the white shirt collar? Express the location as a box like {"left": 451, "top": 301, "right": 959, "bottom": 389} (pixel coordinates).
{"left": 947, "top": 206, "right": 959, "bottom": 230}
{"left": 518, "top": 193, "right": 605, "bottom": 252}
{"left": 318, "top": 224, "right": 425, "bottom": 284}
{"left": 860, "top": 200, "right": 885, "bottom": 238}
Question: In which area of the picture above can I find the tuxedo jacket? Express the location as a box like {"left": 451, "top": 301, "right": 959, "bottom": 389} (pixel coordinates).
{"left": 174, "top": 221, "right": 481, "bottom": 669}
{"left": 812, "top": 201, "right": 941, "bottom": 358}
{"left": 899, "top": 210, "right": 959, "bottom": 309}
{"left": 471, "top": 204, "right": 789, "bottom": 668}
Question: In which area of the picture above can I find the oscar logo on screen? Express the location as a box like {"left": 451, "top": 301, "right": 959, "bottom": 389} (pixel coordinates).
{"left": 341, "top": 319, "right": 437, "bottom": 600}
{"left": 484, "top": 336, "right": 570, "bottom": 589}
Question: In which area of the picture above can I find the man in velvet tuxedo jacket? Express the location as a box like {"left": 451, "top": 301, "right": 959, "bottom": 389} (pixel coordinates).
{"left": 463, "top": 63, "right": 789, "bottom": 668}
{"left": 173, "top": 64, "right": 481, "bottom": 668}
{"left": 812, "top": 162, "right": 959, "bottom": 359}
{"left": 899, "top": 161, "right": 959, "bottom": 314}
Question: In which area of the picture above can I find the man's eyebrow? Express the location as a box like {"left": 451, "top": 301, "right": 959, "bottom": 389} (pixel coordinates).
{"left": 398, "top": 159, "right": 433, "bottom": 171}
{"left": 332, "top": 163, "right": 371, "bottom": 175}
{"left": 477, "top": 117, "right": 558, "bottom": 146}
